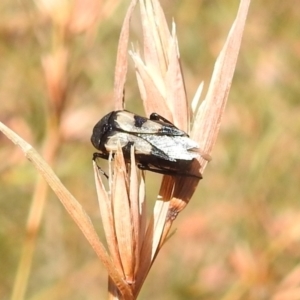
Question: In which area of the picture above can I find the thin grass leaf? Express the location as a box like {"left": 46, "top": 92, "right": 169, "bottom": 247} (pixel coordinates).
{"left": 137, "top": 172, "right": 147, "bottom": 254}
{"left": 134, "top": 197, "right": 169, "bottom": 296}
{"left": 140, "top": 0, "right": 167, "bottom": 78}
{"left": 128, "top": 147, "right": 142, "bottom": 276}
{"left": 165, "top": 23, "right": 188, "bottom": 131}
{"left": 134, "top": 217, "right": 153, "bottom": 296}
{"left": 113, "top": 0, "right": 138, "bottom": 110}
{"left": 192, "top": 0, "right": 251, "bottom": 155}
{"left": 130, "top": 51, "right": 171, "bottom": 119}
{"left": 113, "top": 146, "right": 135, "bottom": 284}
{"left": 151, "top": 200, "right": 170, "bottom": 260}
{"left": 149, "top": 0, "right": 173, "bottom": 54}
{"left": 191, "top": 82, "right": 204, "bottom": 115}
{"left": 93, "top": 162, "right": 123, "bottom": 276}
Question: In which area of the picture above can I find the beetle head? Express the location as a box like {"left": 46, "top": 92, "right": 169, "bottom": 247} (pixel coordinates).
{"left": 91, "top": 112, "right": 114, "bottom": 150}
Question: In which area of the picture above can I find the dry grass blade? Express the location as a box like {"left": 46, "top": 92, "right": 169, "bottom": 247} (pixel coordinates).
{"left": 113, "top": 146, "right": 135, "bottom": 284}
{"left": 165, "top": 24, "right": 189, "bottom": 132}
{"left": 0, "top": 122, "right": 133, "bottom": 299}
{"left": 191, "top": 82, "right": 204, "bottom": 116}
{"left": 113, "top": 0, "right": 138, "bottom": 110}
{"left": 151, "top": 199, "right": 170, "bottom": 260}
{"left": 139, "top": 0, "right": 167, "bottom": 83}
{"left": 93, "top": 162, "right": 123, "bottom": 276}
{"left": 192, "top": 0, "right": 251, "bottom": 156}
{"left": 129, "top": 147, "right": 143, "bottom": 275}
{"left": 137, "top": 173, "right": 147, "bottom": 254}
{"left": 134, "top": 217, "right": 153, "bottom": 295}
{"left": 138, "top": 1, "right": 188, "bottom": 130}
{"left": 134, "top": 178, "right": 172, "bottom": 296}
{"left": 148, "top": 0, "right": 172, "bottom": 55}
{"left": 130, "top": 51, "right": 172, "bottom": 120}
{"left": 136, "top": 0, "right": 178, "bottom": 120}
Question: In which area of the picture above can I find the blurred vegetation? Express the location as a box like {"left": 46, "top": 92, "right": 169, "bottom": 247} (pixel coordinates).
{"left": 0, "top": 0, "right": 300, "bottom": 299}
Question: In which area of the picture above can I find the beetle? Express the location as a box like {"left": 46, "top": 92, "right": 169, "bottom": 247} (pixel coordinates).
{"left": 91, "top": 110, "right": 202, "bottom": 178}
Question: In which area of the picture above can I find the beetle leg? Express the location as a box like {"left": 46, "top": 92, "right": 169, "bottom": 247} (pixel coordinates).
{"left": 92, "top": 152, "right": 109, "bottom": 179}
{"left": 137, "top": 163, "right": 202, "bottom": 179}
{"left": 93, "top": 152, "right": 110, "bottom": 160}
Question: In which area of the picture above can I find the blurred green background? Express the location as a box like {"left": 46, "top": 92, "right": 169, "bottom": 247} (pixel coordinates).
{"left": 1, "top": 0, "right": 300, "bottom": 299}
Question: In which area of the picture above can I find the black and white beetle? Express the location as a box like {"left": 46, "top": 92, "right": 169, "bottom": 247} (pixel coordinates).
{"left": 91, "top": 110, "right": 202, "bottom": 178}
